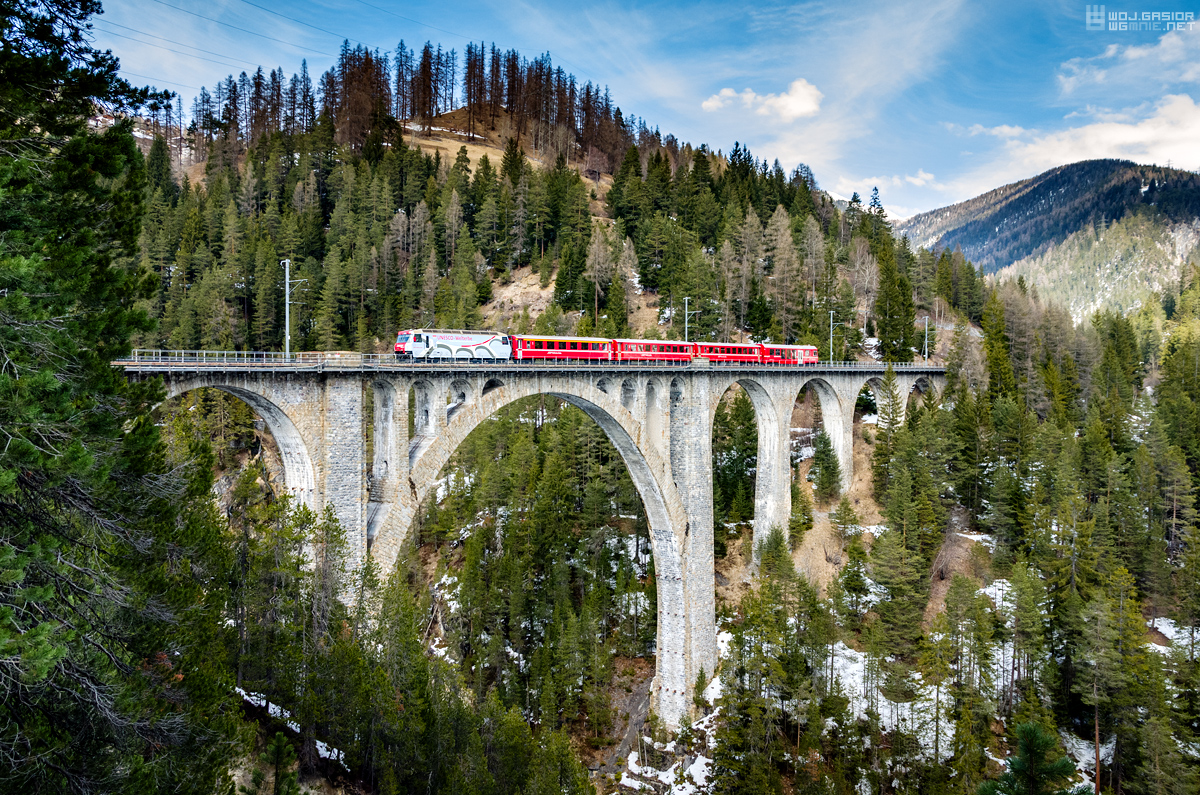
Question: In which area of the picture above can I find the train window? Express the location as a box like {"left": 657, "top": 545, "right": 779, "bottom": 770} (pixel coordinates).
{"left": 570, "top": 342, "right": 578, "bottom": 350}
{"left": 558, "top": 341, "right": 566, "bottom": 350}
{"left": 535, "top": 340, "right": 543, "bottom": 349}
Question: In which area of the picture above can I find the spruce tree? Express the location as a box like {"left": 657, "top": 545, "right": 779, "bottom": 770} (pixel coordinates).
{"left": 0, "top": 2, "right": 239, "bottom": 789}
{"left": 873, "top": 243, "right": 916, "bottom": 362}
{"left": 811, "top": 430, "right": 841, "bottom": 503}
{"left": 788, "top": 478, "right": 814, "bottom": 550}
{"left": 976, "top": 722, "right": 1078, "bottom": 795}
{"left": 871, "top": 364, "right": 904, "bottom": 500}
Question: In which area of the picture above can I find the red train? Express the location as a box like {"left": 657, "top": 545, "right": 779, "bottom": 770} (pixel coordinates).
{"left": 395, "top": 328, "right": 819, "bottom": 365}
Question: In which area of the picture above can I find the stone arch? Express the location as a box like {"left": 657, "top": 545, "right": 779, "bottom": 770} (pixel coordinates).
{"left": 368, "top": 378, "right": 402, "bottom": 544}
{"left": 905, "top": 374, "right": 939, "bottom": 417}
{"left": 408, "top": 380, "right": 437, "bottom": 467}
{"left": 909, "top": 374, "right": 939, "bottom": 399}
{"left": 669, "top": 376, "right": 685, "bottom": 404}
{"left": 447, "top": 378, "right": 473, "bottom": 422}
{"left": 861, "top": 376, "right": 885, "bottom": 415}
{"left": 796, "top": 377, "right": 852, "bottom": 493}
{"left": 368, "top": 376, "right": 696, "bottom": 728}
{"left": 482, "top": 377, "right": 504, "bottom": 396}
{"left": 161, "top": 380, "right": 317, "bottom": 508}
{"left": 709, "top": 376, "right": 786, "bottom": 557}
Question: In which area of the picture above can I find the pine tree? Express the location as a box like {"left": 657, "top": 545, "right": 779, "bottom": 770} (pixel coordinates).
{"left": 873, "top": 243, "right": 915, "bottom": 362}
{"left": 871, "top": 364, "right": 904, "bottom": 499}
{"left": 829, "top": 496, "right": 860, "bottom": 554}
{"left": 146, "top": 133, "right": 179, "bottom": 203}
{"left": 811, "top": 430, "right": 841, "bottom": 503}
{"left": 1, "top": 3, "right": 239, "bottom": 789}
{"left": 983, "top": 290, "right": 1017, "bottom": 403}
{"left": 919, "top": 611, "right": 954, "bottom": 762}
{"left": 976, "top": 722, "right": 1077, "bottom": 795}
{"left": 788, "top": 478, "right": 813, "bottom": 550}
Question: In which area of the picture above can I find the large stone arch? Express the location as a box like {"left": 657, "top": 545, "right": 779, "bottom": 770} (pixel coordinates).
{"left": 154, "top": 370, "right": 366, "bottom": 556}
{"left": 796, "top": 376, "right": 853, "bottom": 492}
{"left": 708, "top": 374, "right": 788, "bottom": 558}
{"left": 367, "top": 373, "right": 703, "bottom": 728}
{"left": 157, "top": 376, "right": 319, "bottom": 508}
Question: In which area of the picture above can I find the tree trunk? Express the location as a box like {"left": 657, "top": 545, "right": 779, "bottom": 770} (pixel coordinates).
{"left": 1094, "top": 682, "right": 1101, "bottom": 795}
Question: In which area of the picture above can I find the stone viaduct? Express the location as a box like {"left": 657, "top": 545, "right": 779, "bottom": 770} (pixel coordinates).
{"left": 118, "top": 350, "right": 944, "bottom": 728}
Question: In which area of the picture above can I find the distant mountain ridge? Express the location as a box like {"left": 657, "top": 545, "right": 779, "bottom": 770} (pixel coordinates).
{"left": 896, "top": 159, "right": 1200, "bottom": 274}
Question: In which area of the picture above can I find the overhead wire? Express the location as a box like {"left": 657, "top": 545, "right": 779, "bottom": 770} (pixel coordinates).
{"left": 120, "top": 70, "right": 201, "bottom": 90}
{"left": 96, "top": 28, "right": 249, "bottom": 70}
{"left": 147, "top": 0, "right": 337, "bottom": 56}
{"left": 94, "top": 19, "right": 260, "bottom": 67}
{"left": 234, "top": 0, "right": 361, "bottom": 44}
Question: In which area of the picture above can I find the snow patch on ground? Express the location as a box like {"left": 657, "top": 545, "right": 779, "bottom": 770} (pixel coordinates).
{"left": 860, "top": 413, "right": 879, "bottom": 425}
{"left": 236, "top": 688, "right": 347, "bottom": 767}
{"left": 827, "top": 642, "right": 955, "bottom": 762}
{"left": 957, "top": 531, "right": 997, "bottom": 551}
{"left": 1060, "top": 729, "right": 1115, "bottom": 784}
{"left": 702, "top": 673, "right": 724, "bottom": 704}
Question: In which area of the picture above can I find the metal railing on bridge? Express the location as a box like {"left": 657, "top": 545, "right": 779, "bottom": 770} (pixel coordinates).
{"left": 114, "top": 349, "right": 945, "bottom": 373}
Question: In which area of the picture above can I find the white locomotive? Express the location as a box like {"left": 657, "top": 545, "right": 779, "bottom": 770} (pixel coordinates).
{"left": 394, "top": 329, "right": 513, "bottom": 361}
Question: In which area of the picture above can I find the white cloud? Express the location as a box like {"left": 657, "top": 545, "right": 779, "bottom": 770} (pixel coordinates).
{"left": 906, "top": 169, "right": 937, "bottom": 186}
{"left": 966, "top": 123, "right": 1027, "bottom": 138}
{"left": 702, "top": 78, "right": 823, "bottom": 121}
{"left": 1058, "top": 26, "right": 1200, "bottom": 95}
{"left": 948, "top": 93, "right": 1200, "bottom": 199}
{"left": 832, "top": 170, "right": 943, "bottom": 209}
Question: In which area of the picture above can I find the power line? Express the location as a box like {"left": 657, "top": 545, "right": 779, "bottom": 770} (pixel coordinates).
{"left": 94, "top": 19, "right": 260, "bottom": 67}
{"left": 97, "top": 28, "right": 249, "bottom": 70}
{"left": 234, "top": 0, "right": 361, "bottom": 44}
{"left": 147, "top": 0, "right": 336, "bottom": 56}
{"left": 121, "top": 70, "right": 201, "bottom": 90}
{"left": 348, "top": 0, "right": 469, "bottom": 42}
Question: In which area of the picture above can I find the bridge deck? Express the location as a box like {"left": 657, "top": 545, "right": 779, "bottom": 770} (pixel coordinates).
{"left": 114, "top": 349, "right": 946, "bottom": 375}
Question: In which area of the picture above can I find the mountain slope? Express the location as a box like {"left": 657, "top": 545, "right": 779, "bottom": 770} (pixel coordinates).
{"left": 995, "top": 212, "right": 1200, "bottom": 322}
{"left": 896, "top": 159, "right": 1200, "bottom": 274}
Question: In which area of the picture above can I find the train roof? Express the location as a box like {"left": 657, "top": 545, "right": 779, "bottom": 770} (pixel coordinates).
{"left": 403, "top": 328, "right": 507, "bottom": 335}
{"left": 612, "top": 338, "right": 691, "bottom": 344}
{"left": 514, "top": 334, "right": 614, "bottom": 342}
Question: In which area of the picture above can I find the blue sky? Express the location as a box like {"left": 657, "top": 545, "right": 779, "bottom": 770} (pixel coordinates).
{"left": 95, "top": 0, "right": 1200, "bottom": 218}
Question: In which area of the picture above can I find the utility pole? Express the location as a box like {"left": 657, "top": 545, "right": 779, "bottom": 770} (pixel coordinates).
{"left": 282, "top": 259, "right": 307, "bottom": 359}
{"left": 829, "top": 310, "right": 846, "bottom": 363}
{"left": 683, "top": 297, "right": 700, "bottom": 343}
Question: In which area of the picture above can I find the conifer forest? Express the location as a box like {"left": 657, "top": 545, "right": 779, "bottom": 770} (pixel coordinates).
{"left": 4, "top": 2, "right": 1200, "bottom": 794}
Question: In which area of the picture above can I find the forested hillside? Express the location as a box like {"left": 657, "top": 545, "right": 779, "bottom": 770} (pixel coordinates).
{"left": 994, "top": 211, "right": 1200, "bottom": 322}
{"left": 8, "top": 2, "right": 1200, "bottom": 795}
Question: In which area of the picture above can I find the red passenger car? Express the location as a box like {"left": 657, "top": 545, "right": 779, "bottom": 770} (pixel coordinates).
{"left": 761, "top": 344, "right": 819, "bottom": 365}
{"left": 693, "top": 342, "right": 762, "bottom": 364}
{"left": 512, "top": 335, "right": 613, "bottom": 361}
{"left": 613, "top": 339, "right": 693, "bottom": 363}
